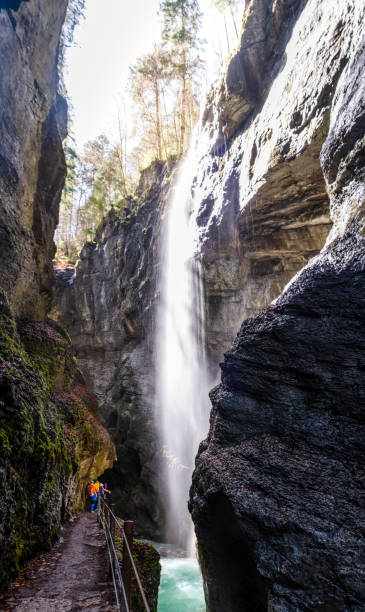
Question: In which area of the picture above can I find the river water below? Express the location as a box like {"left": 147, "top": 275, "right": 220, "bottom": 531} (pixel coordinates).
{"left": 158, "top": 556, "right": 205, "bottom": 611}
{"left": 150, "top": 542, "right": 206, "bottom": 611}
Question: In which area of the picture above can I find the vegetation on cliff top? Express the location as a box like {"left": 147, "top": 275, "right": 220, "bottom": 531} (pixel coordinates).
{"left": 56, "top": 0, "right": 204, "bottom": 262}
{"left": 56, "top": 0, "right": 244, "bottom": 263}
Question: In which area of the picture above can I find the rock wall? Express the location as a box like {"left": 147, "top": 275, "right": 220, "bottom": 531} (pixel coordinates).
{"left": 52, "top": 162, "right": 172, "bottom": 539}
{"left": 0, "top": 0, "right": 67, "bottom": 320}
{"left": 0, "top": 290, "right": 115, "bottom": 590}
{"left": 190, "top": 1, "right": 365, "bottom": 610}
{"left": 131, "top": 540, "right": 161, "bottom": 612}
{"left": 191, "top": 0, "right": 353, "bottom": 366}
{"left": 0, "top": 0, "right": 116, "bottom": 590}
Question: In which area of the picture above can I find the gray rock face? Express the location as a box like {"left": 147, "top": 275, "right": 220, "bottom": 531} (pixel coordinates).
{"left": 190, "top": 1, "right": 365, "bottom": 610}
{"left": 192, "top": 0, "right": 363, "bottom": 368}
{"left": 204, "top": 0, "right": 307, "bottom": 149}
{"left": 0, "top": 0, "right": 67, "bottom": 320}
{"left": 52, "top": 162, "right": 172, "bottom": 539}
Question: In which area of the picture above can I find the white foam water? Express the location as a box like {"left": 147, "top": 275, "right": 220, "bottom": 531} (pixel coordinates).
{"left": 156, "top": 141, "right": 211, "bottom": 554}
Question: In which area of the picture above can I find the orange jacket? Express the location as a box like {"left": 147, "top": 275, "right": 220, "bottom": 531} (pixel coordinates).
{"left": 87, "top": 483, "right": 96, "bottom": 496}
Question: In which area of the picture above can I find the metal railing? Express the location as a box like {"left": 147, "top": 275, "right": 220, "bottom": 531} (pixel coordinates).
{"left": 97, "top": 495, "right": 150, "bottom": 612}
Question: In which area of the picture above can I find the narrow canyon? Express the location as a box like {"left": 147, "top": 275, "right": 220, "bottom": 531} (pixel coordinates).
{"left": 0, "top": 0, "right": 364, "bottom": 610}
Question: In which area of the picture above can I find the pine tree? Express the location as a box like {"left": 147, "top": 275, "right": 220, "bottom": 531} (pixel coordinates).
{"left": 160, "top": 0, "right": 203, "bottom": 154}
{"left": 130, "top": 45, "right": 172, "bottom": 160}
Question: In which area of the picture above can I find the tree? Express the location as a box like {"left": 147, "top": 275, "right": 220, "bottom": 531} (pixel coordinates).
{"left": 160, "top": 0, "right": 203, "bottom": 154}
{"left": 58, "top": 0, "right": 86, "bottom": 87}
{"left": 212, "top": 0, "right": 241, "bottom": 42}
{"left": 57, "top": 137, "right": 78, "bottom": 257}
{"left": 56, "top": 133, "right": 136, "bottom": 263}
{"left": 130, "top": 45, "right": 172, "bottom": 161}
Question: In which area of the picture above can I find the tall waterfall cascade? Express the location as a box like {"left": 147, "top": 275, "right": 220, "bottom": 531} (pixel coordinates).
{"left": 156, "top": 140, "right": 211, "bottom": 553}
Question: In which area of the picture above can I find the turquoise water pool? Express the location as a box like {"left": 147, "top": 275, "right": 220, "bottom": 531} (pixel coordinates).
{"left": 157, "top": 556, "right": 206, "bottom": 612}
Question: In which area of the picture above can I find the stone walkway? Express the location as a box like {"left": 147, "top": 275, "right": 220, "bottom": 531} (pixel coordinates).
{"left": 0, "top": 514, "right": 116, "bottom": 611}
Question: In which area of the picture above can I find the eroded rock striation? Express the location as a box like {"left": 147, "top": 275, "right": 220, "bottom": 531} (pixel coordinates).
{"left": 52, "top": 162, "right": 172, "bottom": 539}
{"left": 190, "top": 1, "right": 365, "bottom": 610}
{"left": 0, "top": 0, "right": 67, "bottom": 320}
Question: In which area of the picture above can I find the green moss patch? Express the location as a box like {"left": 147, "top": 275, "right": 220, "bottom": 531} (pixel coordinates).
{"left": 132, "top": 540, "right": 161, "bottom": 612}
{"left": 115, "top": 536, "right": 161, "bottom": 612}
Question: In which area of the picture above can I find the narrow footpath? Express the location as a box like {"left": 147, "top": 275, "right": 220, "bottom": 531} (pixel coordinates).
{"left": 0, "top": 514, "right": 116, "bottom": 611}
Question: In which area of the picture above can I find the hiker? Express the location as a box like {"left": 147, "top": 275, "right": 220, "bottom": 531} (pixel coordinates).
{"left": 94, "top": 480, "right": 101, "bottom": 498}
{"left": 100, "top": 482, "right": 111, "bottom": 497}
{"left": 87, "top": 480, "right": 97, "bottom": 512}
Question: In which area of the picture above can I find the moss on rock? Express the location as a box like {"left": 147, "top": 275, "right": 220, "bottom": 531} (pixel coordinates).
{"left": 114, "top": 536, "right": 161, "bottom": 611}
{"left": 132, "top": 540, "right": 161, "bottom": 612}
{"left": 0, "top": 289, "right": 115, "bottom": 590}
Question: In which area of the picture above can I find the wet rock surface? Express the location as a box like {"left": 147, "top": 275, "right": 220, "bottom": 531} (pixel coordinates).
{"left": 0, "top": 0, "right": 67, "bottom": 320}
{"left": 0, "top": 514, "right": 115, "bottom": 611}
{"left": 52, "top": 163, "right": 172, "bottom": 540}
{"left": 190, "top": 1, "right": 365, "bottom": 610}
{"left": 191, "top": 233, "right": 365, "bottom": 610}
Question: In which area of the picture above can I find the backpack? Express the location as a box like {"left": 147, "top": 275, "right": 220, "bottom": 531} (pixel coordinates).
{"left": 88, "top": 483, "right": 95, "bottom": 496}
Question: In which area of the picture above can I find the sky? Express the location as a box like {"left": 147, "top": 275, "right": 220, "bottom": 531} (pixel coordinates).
{"left": 64, "top": 0, "right": 241, "bottom": 151}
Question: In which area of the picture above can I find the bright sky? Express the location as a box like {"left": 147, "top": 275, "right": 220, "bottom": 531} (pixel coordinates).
{"left": 64, "top": 0, "right": 241, "bottom": 151}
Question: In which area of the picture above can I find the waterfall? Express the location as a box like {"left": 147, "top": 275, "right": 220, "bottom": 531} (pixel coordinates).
{"left": 156, "top": 141, "right": 211, "bottom": 554}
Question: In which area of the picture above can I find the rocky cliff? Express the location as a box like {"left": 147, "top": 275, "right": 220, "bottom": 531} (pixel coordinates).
{"left": 0, "top": 291, "right": 115, "bottom": 590}
{"left": 0, "top": 0, "right": 115, "bottom": 590}
{"left": 192, "top": 0, "right": 342, "bottom": 366}
{"left": 0, "top": 0, "right": 67, "bottom": 320}
{"left": 52, "top": 161, "right": 172, "bottom": 539}
{"left": 190, "top": 0, "right": 365, "bottom": 610}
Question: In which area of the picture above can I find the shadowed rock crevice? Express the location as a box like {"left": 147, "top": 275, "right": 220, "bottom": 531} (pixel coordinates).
{"left": 193, "top": 492, "right": 268, "bottom": 612}
{"left": 0, "top": 1, "right": 29, "bottom": 11}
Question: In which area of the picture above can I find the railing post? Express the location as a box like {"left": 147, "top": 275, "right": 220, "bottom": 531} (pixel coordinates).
{"left": 122, "top": 521, "right": 134, "bottom": 611}
{"left": 110, "top": 504, "right": 115, "bottom": 542}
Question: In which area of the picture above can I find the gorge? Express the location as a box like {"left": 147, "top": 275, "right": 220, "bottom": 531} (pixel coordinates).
{"left": 0, "top": 0, "right": 365, "bottom": 610}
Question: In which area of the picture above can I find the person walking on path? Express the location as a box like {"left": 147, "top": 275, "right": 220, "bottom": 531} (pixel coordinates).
{"left": 87, "top": 480, "right": 97, "bottom": 512}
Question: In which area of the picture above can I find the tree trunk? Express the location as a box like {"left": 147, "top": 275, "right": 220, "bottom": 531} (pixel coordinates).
{"left": 224, "top": 13, "right": 230, "bottom": 55}
{"left": 180, "top": 63, "right": 187, "bottom": 155}
{"left": 75, "top": 188, "right": 84, "bottom": 237}
{"left": 230, "top": 6, "right": 239, "bottom": 38}
{"left": 155, "top": 82, "right": 162, "bottom": 160}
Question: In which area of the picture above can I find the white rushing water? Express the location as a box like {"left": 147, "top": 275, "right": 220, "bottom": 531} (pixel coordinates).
{"left": 156, "top": 141, "right": 211, "bottom": 553}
